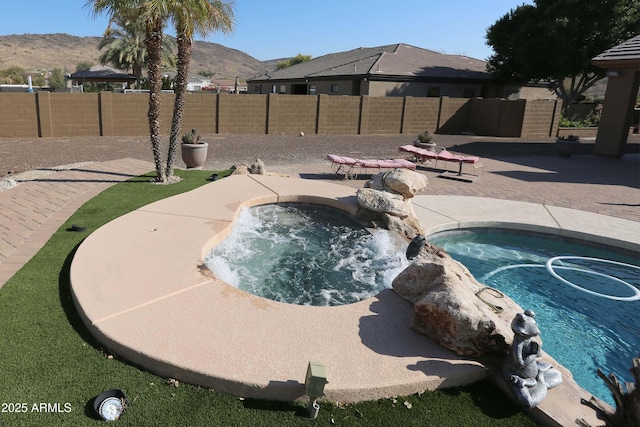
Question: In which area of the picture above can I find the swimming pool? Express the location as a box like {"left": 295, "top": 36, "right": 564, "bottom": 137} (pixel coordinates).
{"left": 430, "top": 229, "right": 640, "bottom": 406}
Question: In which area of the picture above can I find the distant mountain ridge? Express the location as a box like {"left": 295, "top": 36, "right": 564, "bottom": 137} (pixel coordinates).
{"left": 0, "top": 33, "right": 279, "bottom": 80}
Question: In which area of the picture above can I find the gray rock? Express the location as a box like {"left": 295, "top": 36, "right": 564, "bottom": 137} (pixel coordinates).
{"left": 392, "top": 246, "right": 523, "bottom": 357}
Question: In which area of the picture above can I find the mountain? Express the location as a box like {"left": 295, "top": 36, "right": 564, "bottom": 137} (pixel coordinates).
{"left": 0, "top": 33, "right": 274, "bottom": 80}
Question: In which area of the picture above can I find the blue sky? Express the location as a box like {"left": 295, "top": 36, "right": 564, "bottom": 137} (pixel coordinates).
{"left": 0, "top": 0, "right": 531, "bottom": 61}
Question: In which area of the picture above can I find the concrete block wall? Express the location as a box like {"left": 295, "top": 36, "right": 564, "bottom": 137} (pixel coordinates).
{"left": 0, "top": 92, "right": 559, "bottom": 139}
{"left": 437, "top": 97, "right": 471, "bottom": 134}
{"left": 0, "top": 93, "right": 39, "bottom": 137}
{"left": 469, "top": 98, "right": 502, "bottom": 136}
{"left": 401, "top": 97, "right": 440, "bottom": 135}
{"left": 218, "top": 94, "right": 267, "bottom": 134}
{"left": 267, "top": 94, "right": 317, "bottom": 135}
{"left": 496, "top": 99, "right": 525, "bottom": 137}
{"left": 317, "top": 95, "right": 361, "bottom": 134}
{"left": 48, "top": 93, "right": 101, "bottom": 137}
{"left": 521, "top": 99, "right": 559, "bottom": 138}
{"left": 360, "top": 96, "right": 404, "bottom": 134}
{"left": 181, "top": 94, "right": 217, "bottom": 135}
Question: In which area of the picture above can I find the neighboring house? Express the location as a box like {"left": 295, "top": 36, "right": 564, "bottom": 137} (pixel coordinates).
{"left": 247, "top": 43, "right": 550, "bottom": 99}
{"left": 204, "top": 78, "right": 248, "bottom": 93}
{"left": 69, "top": 65, "right": 137, "bottom": 91}
{"left": 162, "top": 71, "right": 211, "bottom": 92}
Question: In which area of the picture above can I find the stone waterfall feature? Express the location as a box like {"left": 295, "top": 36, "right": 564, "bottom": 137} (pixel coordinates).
{"left": 356, "top": 169, "right": 524, "bottom": 357}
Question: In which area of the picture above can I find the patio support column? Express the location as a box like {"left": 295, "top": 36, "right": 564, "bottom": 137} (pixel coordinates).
{"left": 594, "top": 68, "right": 639, "bottom": 157}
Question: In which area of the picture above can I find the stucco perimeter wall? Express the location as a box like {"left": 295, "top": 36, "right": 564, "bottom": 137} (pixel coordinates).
{"left": 0, "top": 93, "right": 559, "bottom": 138}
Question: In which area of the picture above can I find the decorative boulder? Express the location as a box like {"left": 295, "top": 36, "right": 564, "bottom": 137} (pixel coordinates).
{"left": 382, "top": 168, "right": 428, "bottom": 199}
{"left": 249, "top": 158, "right": 267, "bottom": 175}
{"left": 366, "top": 169, "right": 428, "bottom": 199}
{"left": 230, "top": 164, "right": 250, "bottom": 175}
{"left": 356, "top": 188, "right": 413, "bottom": 218}
{"left": 392, "top": 245, "right": 523, "bottom": 357}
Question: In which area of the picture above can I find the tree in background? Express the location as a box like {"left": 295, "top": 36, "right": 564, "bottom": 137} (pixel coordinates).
{"left": 486, "top": 0, "right": 640, "bottom": 112}
{"left": 0, "top": 66, "right": 27, "bottom": 84}
{"left": 49, "top": 68, "right": 66, "bottom": 91}
{"left": 75, "top": 61, "right": 94, "bottom": 72}
{"left": 98, "top": 14, "right": 176, "bottom": 89}
{"left": 165, "top": 0, "right": 235, "bottom": 179}
{"left": 276, "top": 54, "right": 312, "bottom": 70}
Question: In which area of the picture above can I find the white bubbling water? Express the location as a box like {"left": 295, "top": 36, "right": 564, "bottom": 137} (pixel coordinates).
{"left": 204, "top": 203, "right": 410, "bottom": 306}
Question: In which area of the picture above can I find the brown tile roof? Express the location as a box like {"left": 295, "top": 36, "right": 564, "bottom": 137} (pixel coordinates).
{"left": 251, "top": 43, "right": 490, "bottom": 81}
{"left": 592, "top": 35, "right": 640, "bottom": 69}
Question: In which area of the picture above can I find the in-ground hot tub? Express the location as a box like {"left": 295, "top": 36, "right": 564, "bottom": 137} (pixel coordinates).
{"left": 70, "top": 174, "right": 486, "bottom": 403}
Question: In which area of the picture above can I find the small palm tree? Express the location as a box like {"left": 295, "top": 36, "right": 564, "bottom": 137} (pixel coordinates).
{"left": 87, "top": 0, "right": 172, "bottom": 182}
{"left": 98, "top": 15, "right": 176, "bottom": 89}
{"left": 165, "top": 0, "right": 235, "bottom": 179}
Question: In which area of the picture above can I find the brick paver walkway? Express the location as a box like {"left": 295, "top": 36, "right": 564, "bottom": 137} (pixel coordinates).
{"left": 0, "top": 159, "right": 153, "bottom": 288}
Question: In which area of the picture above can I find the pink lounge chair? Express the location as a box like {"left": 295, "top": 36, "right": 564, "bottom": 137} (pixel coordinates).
{"left": 399, "top": 144, "right": 483, "bottom": 177}
{"left": 326, "top": 154, "right": 416, "bottom": 179}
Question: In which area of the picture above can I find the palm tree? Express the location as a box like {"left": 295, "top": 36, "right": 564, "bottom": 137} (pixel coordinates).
{"left": 165, "top": 0, "right": 235, "bottom": 178}
{"left": 98, "top": 15, "right": 176, "bottom": 89}
{"left": 87, "top": 0, "right": 172, "bottom": 182}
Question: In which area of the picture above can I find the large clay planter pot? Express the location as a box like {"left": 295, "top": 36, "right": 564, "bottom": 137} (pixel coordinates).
{"left": 181, "top": 142, "right": 208, "bottom": 168}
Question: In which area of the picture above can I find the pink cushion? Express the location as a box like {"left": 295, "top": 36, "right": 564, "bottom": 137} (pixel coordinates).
{"left": 326, "top": 154, "right": 357, "bottom": 165}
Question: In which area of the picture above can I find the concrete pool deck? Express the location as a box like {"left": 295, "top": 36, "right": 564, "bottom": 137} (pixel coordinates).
{"left": 69, "top": 173, "right": 639, "bottom": 427}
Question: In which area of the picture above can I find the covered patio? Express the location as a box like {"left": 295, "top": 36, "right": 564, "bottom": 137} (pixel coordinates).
{"left": 592, "top": 35, "right": 640, "bottom": 157}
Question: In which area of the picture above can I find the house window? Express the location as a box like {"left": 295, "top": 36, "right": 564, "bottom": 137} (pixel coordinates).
{"left": 279, "top": 85, "right": 286, "bottom": 94}
{"left": 309, "top": 84, "right": 316, "bottom": 95}
{"left": 427, "top": 87, "right": 440, "bottom": 97}
{"left": 331, "top": 84, "right": 340, "bottom": 93}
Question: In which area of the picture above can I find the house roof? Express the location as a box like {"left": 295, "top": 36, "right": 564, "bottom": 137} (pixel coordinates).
{"left": 69, "top": 65, "right": 136, "bottom": 82}
{"left": 250, "top": 43, "right": 491, "bottom": 82}
{"left": 592, "top": 35, "right": 640, "bottom": 69}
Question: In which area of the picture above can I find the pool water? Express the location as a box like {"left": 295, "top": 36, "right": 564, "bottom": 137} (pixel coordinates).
{"left": 430, "top": 229, "right": 640, "bottom": 406}
{"left": 205, "top": 203, "right": 409, "bottom": 306}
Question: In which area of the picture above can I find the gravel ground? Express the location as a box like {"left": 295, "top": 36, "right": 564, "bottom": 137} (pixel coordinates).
{"left": 0, "top": 132, "right": 637, "bottom": 178}
{"left": 2, "top": 132, "right": 624, "bottom": 178}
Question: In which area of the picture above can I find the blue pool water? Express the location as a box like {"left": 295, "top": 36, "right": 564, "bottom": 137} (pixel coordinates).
{"left": 205, "top": 203, "right": 409, "bottom": 306}
{"left": 430, "top": 229, "right": 640, "bottom": 406}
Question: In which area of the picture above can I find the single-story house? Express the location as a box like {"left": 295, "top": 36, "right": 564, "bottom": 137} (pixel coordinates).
{"left": 161, "top": 71, "right": 211, "bottom": 92}
{"left": 247, "top": 43, "right": 550, "bottom": 99}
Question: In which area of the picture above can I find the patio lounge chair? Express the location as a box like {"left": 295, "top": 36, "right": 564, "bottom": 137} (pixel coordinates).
{"left": 399, "top": 144, "right": 483, "bottom": 179}
{"left": 326, "top": 154, "right": 416, "bottom": 179}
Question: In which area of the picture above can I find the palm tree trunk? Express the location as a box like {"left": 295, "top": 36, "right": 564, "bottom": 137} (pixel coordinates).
{"left": 145, "top": 19, "right": 166, "bottom": 182}
{"left": 166, "top": 32, "right": 192, "bottom": 178}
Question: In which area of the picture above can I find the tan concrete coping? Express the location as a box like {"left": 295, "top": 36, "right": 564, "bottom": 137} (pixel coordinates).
{"left": 70, "top": 175, "right": 486, "bottom": 404}
{"left": 70, "top": 175, "right": 637, "bottom": 426}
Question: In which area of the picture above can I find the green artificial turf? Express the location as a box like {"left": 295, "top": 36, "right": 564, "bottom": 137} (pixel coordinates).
{"left": 0, "top": 169, "right": 537, "bottom": 426}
